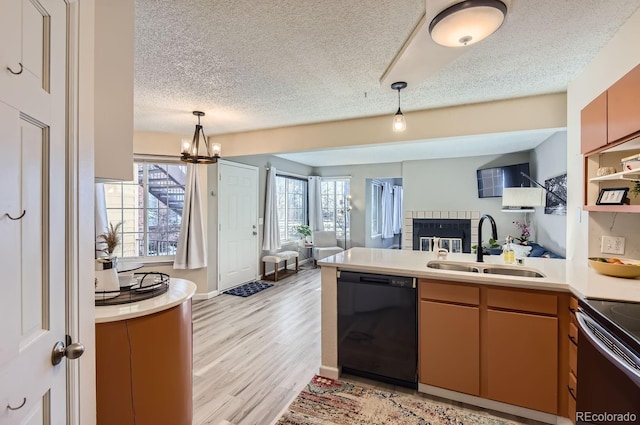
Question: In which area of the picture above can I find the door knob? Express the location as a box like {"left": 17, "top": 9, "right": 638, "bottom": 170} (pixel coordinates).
{"left": 51, "top": 341, "right": 85, "bottom": 365}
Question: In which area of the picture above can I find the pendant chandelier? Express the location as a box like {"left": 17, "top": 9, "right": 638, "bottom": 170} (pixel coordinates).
{"left": 391, "top": 81, "right": 407, "bottom": 132}
{"left": 180, "top": 111, "right": 221, "bottom": 164}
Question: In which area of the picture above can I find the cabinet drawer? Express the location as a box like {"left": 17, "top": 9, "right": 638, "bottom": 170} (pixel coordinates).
{"left": 569, "top": 338, "right": 578, "bottom": 377}
{"left": 568, "top": 371, "right": 577, "bottom": 399}
{"left": 487, "top": 288, "right": 557, "bottom": 315}
{"left": 569, "top": 297, "right": 579, "bottom": 314}
{"left": 568, "top": 388, "right": 576, "bottom": 422}
{"left": 569, "top": 320, "right": 578, "bottom": 345}
{"left": 419, "top": 280, "right": 479, "bottom": 305}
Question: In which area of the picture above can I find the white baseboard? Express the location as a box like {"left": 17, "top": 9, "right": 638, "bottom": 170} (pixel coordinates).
{"left": 193, "top": 290, "right": 219, "bottom": 300}
{"left": 419, "top": 383, "right": 558, "bottom": 424}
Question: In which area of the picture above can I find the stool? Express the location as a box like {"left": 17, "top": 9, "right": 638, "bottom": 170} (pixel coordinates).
{"left": 262, "top": 251, "right": 299, "bottom": 282}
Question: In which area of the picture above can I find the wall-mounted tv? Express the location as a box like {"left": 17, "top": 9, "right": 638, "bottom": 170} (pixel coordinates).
{"left": 476, "top": 163, "right": 530, "bottom": 198}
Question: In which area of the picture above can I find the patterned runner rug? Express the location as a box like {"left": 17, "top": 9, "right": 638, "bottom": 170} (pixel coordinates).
{"left": 223, "top": 281, "right": 273, "bottom": 297}
{"left": 276, "top": 375, "right": 523, "bottom": 425}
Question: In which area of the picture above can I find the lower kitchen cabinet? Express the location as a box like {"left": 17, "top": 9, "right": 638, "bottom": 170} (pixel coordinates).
{"left": 419, "top": 300, "right": 480, "bottom": 395}
{"left": 486, "top": 309, "right": 558, "bottom": 414}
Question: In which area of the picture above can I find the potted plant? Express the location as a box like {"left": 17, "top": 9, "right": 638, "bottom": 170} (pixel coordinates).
{"left": 96, "top": 221, "right": 122, "bottom": 260}
{"left": 293, "top": 224, "right": 312, "bottom": 244}
{"left": 513, "top": 220, "right": 531, "bottom": 245}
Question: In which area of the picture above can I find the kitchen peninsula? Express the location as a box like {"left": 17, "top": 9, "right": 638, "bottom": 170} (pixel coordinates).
{"left": 318, "top": 247, "right": 640, "bottom": 423}
{"left": 95, "top": 278, "right": 196, "bottom": 425}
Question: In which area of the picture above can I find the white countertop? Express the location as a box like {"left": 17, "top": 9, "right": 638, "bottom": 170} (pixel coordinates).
{"left": 318, "top": 247, "right": 640, "bottom": 303}
{"left": 95, "top": 278, "right": 197, "bottom": 323}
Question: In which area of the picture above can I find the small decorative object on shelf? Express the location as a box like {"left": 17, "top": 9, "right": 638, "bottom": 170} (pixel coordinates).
{"left": 631, "top": 181, "right": 640, "bottom": 198}
{"left": 96, "top": 221, "right": 122, "bottom": 258}
{"left": 596, "top": 187, "right": 630, "bottom": 205}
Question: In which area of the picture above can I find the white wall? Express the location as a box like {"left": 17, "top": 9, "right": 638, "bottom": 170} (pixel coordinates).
{"left": 531, "top": 131, "right": 567, "bottom": 256}
{"left": 316, "top": 163, "right": 403, "bottom": 248}
{"left": 567, "top": 8, "right": 640, "bottom": 263}
{"left": 403, "top": 152, "right": 532, "bottom": 245}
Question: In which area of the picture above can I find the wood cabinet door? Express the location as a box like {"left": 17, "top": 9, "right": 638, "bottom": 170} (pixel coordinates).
{"left": 580, "top": 91, "right": 607, "bottom": 154}
{"left": 486, "top": 310, "right": 558, "bottom": 414}
{"left": 608, "top": 64, "right": 640, "bottom": 143}
{"left": 419, "top": 301, "right": 480, "bottom": 396}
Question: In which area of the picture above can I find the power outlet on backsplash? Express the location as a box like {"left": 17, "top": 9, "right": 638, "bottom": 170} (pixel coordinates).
{"left": 601, "top": 236, "right": 625, "bottom": 255}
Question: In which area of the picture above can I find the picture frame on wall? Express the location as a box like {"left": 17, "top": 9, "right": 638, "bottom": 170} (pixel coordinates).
{"left": 596, "top": 187, "right": 630, "bottom": 205}
{"left": 545, "top": 174, "right": 567, "bottom": 215}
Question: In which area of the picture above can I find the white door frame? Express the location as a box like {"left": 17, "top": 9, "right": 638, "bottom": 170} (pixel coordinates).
{"left": 66, "top": 1, "right": 96, "bottom": 424}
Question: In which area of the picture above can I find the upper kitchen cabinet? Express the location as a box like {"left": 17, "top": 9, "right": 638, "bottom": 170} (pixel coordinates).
{"left": 580, "top": 92, "right": 607, "bottom": 154}
{"left": 608, "top": 64, "right": 640, "bottom": 144}
{"left": 94, "top": 0, "right": 134, "bottom": 181}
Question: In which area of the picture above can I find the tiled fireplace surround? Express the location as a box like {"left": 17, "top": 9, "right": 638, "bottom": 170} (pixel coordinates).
{"left": 402, "top": 210, "right": 481, "bottom": 251}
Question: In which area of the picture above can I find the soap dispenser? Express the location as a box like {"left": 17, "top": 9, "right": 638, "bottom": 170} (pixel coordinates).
{"left": 503, "top": 236, "right": 515, "bottom": 264}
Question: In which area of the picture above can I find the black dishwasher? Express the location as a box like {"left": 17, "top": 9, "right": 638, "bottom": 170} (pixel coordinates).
{"left": 337, "top": 270, "right": 417, "bottom": 389}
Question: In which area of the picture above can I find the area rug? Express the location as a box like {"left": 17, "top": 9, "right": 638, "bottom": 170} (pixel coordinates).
{"left": 223, "top": 281, "right": 273, "bottom": 297}
{"left": 276, "top": 375, "right": 521, "bottom": 425}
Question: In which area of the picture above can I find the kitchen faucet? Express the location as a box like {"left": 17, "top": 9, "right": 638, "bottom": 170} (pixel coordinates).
{"left": 477, "top": 214, "right": 498, "bottom": 263}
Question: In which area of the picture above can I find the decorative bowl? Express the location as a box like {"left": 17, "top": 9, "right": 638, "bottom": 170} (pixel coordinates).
{"left": 588, "top": 257, "right": 640, "bottom": 278}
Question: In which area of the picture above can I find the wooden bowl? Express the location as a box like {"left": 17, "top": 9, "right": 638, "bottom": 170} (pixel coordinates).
{"left": 588, "top": 257, "right": 640, "bottom": 278}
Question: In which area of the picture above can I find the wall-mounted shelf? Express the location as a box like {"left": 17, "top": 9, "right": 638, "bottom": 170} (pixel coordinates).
{"left": 583, "top": 205, "right": 640, "bottom": 213}
{"left": 589, "top": 167, "right": 640, "bottom": 182}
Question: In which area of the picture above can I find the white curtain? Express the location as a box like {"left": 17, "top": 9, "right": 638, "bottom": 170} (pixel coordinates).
{"left": 392, "top": 185, "right": 403, "bottom": 234}
{"left": 381, "top": 182, "right": 394, "bottom": 239}
{"left": 174, "top": 164, "right": 207, "bottom": 269}
{"left": 308, "top": 176, "right": 323, "bottom": 232}
{"left": 262, "top": 166, "right": 281, "bottom": 251}
{"left": 95, "top": 183, "right": 109, "bottom": 257}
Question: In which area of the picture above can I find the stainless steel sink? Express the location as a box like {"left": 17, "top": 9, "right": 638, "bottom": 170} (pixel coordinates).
{"left": 481, "top": 266, "right": 545, "bottom": 278}
{"left": 427, "top": 261, "right": 545, "bottom": 278}
{"left": 426, "top": 261, "right": 481, "bottom": 273}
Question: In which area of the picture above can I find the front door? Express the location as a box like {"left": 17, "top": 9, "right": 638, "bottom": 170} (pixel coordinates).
{"left": 217, "top": 162, "right": 259, "bottom": 291}
{"left": 0, "top": 0, "right": 69, "bottom": 423}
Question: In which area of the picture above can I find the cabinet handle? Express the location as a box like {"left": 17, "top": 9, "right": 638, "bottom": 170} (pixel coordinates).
{"left": 7, "top": 63, "right": 23, "bottom": 75}
{"left": 7, "top": 397, "right": 26, "bottom": 411}
{"left": 3, "top": 210, "right": 26, "bottom": 220}
{"left": 568, "top": 307, "right": 577, "bottom": 313}
{"left": 568, "top": 385, "right": 576, "bottom": 399}
{"left": 568, "top": 335, "right": 577, "bottom": 344}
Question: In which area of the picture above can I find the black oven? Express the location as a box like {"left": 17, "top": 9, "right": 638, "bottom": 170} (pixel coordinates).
{"left": 576, "top": 299, "right": 640, "bottom": 425}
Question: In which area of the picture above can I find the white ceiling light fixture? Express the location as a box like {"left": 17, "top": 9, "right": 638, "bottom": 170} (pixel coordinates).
{"left": 391, "top": 81, "right": 407, "bottom": 132}
{"left": 180, "top": 111, "right": 221, "bottom": 164}
{"left": 429, "top": 0, "right": 507, "bottom": 47}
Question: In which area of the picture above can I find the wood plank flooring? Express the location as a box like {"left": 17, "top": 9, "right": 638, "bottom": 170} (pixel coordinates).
{"left": 192, "top": 266, "right": 540, "bottom": 425}
{"left": 192, "top": 267, "right": 321, "bottom": 425}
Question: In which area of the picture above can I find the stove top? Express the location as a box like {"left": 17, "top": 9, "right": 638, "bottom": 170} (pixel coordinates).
{"left": 581, "top": 298, "right": 640, "bottom": 353}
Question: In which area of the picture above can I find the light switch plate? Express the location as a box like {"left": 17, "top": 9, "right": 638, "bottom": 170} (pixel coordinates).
{"left": 601, "top": 236, "right": 625, "bottom": 255}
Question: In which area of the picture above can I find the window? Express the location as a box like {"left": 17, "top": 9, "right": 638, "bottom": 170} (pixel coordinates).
{"left": 103, "top": 162, "right": 187, "bottom": 259}
{"left": 276, "top": 175, "right": 308, "bottom": 241}
{"left": 371, "top": 181, "right": 383, "bottom": 238}
{"left": 320, "top": 179, "right": 350, "bottom": 240}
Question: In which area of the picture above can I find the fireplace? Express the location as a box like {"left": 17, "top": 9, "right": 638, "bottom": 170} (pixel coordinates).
{"left": 412, "top": 218, "right": 472, "bottom": 253}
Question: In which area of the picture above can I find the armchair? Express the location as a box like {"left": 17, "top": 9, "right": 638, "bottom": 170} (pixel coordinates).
{"left": 312, "top": 231, "right": 344, "bottom": 263}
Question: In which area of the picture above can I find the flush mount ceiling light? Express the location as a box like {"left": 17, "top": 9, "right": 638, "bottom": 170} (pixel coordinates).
{"left": 180, "top": 111, "right": 221, "bottom": 164}
{"left": 391, "top": 81, "right": 407, "bottom": 132}
{"left": 429, "top": 0, "right": 507, "bottom": 47}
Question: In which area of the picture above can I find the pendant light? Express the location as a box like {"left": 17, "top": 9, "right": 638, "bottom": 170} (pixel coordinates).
{"left": 180, "top": 111, "right": 221, "bottom": 164}
{"left": 429, "top": 0, "right": 507, "bottom": 47}
{"left": 391, "top": 81, "right": 407, "bottom": 132}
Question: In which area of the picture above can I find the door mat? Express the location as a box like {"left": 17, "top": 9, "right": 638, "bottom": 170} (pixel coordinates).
{"left": 223, "top": 281, "right": 273, "bottom": 297}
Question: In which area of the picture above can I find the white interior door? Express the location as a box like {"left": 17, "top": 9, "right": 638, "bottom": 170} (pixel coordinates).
{"left": 0, "top": 0, "right": 69, "bottom": 423}
{"left": 218, "top": 162, "right": 259, "bottom": 291}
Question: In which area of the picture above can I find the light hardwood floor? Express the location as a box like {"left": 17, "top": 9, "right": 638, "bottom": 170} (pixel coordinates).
{"left": 192, "top": 266, "right": 321, "bottom": 425}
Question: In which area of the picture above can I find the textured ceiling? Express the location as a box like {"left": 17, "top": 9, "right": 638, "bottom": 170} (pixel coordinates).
{"left": 134, "top": 0, "right": 640, "bottom": 161}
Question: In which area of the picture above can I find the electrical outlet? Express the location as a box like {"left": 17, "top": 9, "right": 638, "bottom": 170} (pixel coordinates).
{"left": 601, "top": 236, "right": 625, "bottom": 255}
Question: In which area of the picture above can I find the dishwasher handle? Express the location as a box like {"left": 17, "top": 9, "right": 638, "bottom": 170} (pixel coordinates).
{"left": 338, "top": 271, "right": 415, "bottom": 288}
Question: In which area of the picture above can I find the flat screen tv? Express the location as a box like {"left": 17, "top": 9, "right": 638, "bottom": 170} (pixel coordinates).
{"left": 476, "top": 163, "right": 530, "bottom": 198}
